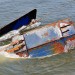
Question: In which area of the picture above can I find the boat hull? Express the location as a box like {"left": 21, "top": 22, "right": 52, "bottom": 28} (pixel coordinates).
{"left": 2, "top": 18, "right": 75, "bottom": 58}
{"left": 28, "top": 34, "right": 75, "bottom": 57}
{"left": 22, "top": 18, "right": 75, "bottom": 58}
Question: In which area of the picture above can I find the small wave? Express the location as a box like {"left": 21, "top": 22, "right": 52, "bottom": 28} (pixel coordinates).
{"left": 0, "top": 51, "right": 32, "bottom": 59}
{"left": 0, "top": 0, "right": 11, "bottom": 3}
{"left": 29, "top": 53, "right": 59, "bottom": 60}
{"left": 0, "top": 51, "right": 23, "bottom": 58}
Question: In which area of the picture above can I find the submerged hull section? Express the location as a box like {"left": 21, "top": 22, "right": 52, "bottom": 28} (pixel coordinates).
{"left": 23, "top": 18, "right": 75, "bottom": 57}
{"left": 28, "top": 34, "right": 75, "bottom": 57}
{"left": 0, "top": 9, "right": 37, "bottom": 36}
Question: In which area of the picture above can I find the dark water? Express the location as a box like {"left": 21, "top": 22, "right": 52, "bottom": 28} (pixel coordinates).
{"left": 0, "top": 0, "right": 75, "bottom": 75}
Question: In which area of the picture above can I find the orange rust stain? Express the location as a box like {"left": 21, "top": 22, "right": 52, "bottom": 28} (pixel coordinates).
{"left": 6, "top": 45, "right": 22, "bottom": 53}
{"left": 16, "top": 52, "right": 24, "bottom": 57}
{"left": 46, "top": 18, "right": 71, "bottom": 27}
{"left": 67, "top": 36, "right": 75, "bottom": 41}
{"left": 16, "top": 52, "right": 29, "bottom": 57}
{"left": 53, "top": 42, "right": 64, "bottom": 54}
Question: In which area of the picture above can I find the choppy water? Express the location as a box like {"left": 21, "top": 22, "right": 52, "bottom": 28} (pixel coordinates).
{"left": 0, "top": 0, "right": 75, "bottom": 75}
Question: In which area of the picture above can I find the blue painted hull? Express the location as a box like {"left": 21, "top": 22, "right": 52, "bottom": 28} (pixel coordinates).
{"left": 0, "top": 9, "right": 37, "bottom": 36}
{"left": 28, "top": 34, "right": 75, "bottom": 57}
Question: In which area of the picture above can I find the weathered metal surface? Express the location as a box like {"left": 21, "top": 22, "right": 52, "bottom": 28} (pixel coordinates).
{"left": 23, "top": 19, "right": 75, "bottom": 48}
{"left": 28, "top": 35, "right": 75, "bottom": 57}
{"left": 23, "top": 18, "right": 75, "bottom": 57}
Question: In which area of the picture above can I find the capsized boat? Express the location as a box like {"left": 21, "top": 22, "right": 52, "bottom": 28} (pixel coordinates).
{"left": 5, "top": 18, "right": 75, "bottom": 58}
